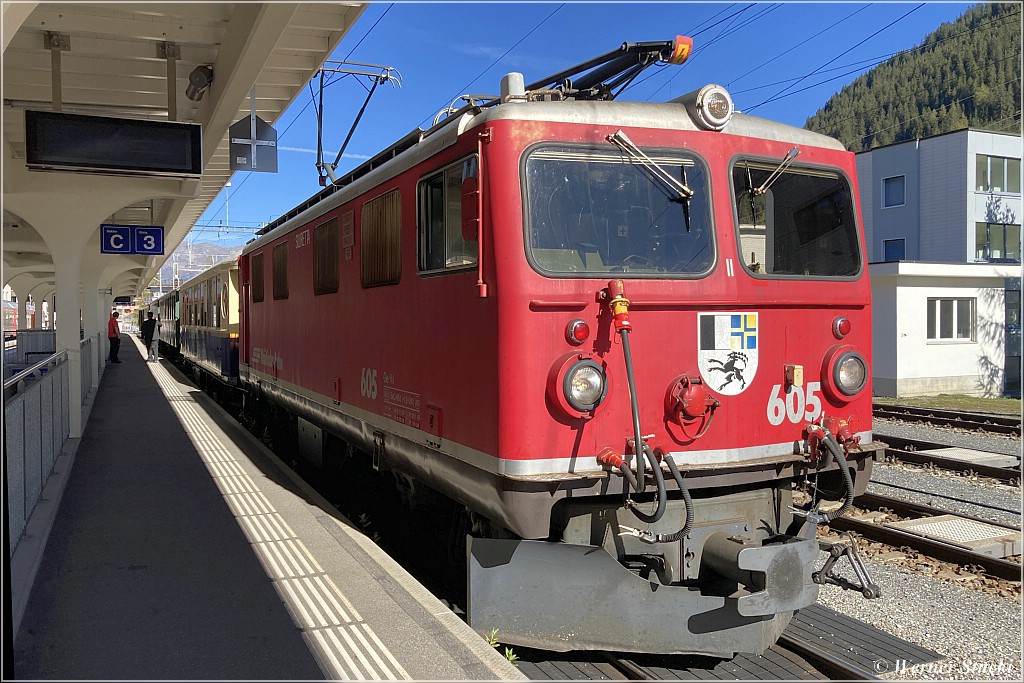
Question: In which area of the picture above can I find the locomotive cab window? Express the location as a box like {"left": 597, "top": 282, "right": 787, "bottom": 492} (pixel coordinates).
{"left": 418, "top": 156, "right": 479, "bottom": 273}
{"left": 733, "top": 160, "right": 861, "bottom": 277}
{"left": 524, "top": 145, "right": 713, "bottom": 277}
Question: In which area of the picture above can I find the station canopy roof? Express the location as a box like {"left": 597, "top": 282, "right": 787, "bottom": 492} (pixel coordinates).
{"left": 3, "top": 2, "right": 367, "bottom": 300}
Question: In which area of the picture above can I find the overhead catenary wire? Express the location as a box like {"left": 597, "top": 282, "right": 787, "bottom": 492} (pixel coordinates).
{"left": 199, "top": 4, "right": 396, "bottom": 228}
{"left": 418, "top": 3, "right": 565, "bottom": 129}
{"left": 746, "top": 3, "right": 928, "bottom": 113}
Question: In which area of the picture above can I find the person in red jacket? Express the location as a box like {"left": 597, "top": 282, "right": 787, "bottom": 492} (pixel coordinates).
{"left": 107, "top": 311, "right": 122, "bottom": 363}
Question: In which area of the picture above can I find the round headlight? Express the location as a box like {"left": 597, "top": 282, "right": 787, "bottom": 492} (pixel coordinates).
{"left": 833, "top": 352, "right": 867, "bottom": 396}
{"left": 695, "top": 84, "right": 734, "bottom": 130}
{"left": 564, "top": 360, "right": 606, "bottom": 411}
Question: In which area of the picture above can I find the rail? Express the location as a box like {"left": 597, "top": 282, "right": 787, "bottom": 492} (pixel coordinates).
{"left": 873, "top": 403, "right": 1021, "bottom": 437}
{"left": 832, "top": 495, "right": 1022, "bottom": 582}
{"left": 4, "top": 349, "right": 71, "bottom": 557}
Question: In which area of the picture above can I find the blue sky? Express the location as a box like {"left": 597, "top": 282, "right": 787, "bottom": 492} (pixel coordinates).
{"left": 193, "top": 1, "right": 975, "bottom": 247}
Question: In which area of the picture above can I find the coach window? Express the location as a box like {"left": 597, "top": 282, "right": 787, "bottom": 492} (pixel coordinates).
{"left": 213, "top": 275, "right": 222, "bottom": 327}
{"left": 733, "top": 160, "right": 860, "bottom": 278}
{"left": 314, "top": 217, "right": 340, "bottom": 294}
{"left": 418, "top": 156, "right": 479, "bottom": 273}
{"left": 273, "top": 242, "right": 289, "bottom": 300}
{"left": 525, "top": 145, "right": 713, "bottom": 276}
{"left": 199, "top": 282, "right": 207, "bottom": 326}
{"left": 252, "top": 252, "right": 265, "bottom": 303}
{"left": 361, "top": 189, "right": 402, "bottom": 287}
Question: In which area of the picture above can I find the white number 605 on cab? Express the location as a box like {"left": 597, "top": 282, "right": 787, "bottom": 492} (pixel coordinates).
{"left": 767, "top": 382, "right": 822, "bottom": 426}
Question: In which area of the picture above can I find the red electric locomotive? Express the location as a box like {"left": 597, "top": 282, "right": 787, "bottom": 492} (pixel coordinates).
{"left": 238, "top": 38, "right": 882, "bottom": 657}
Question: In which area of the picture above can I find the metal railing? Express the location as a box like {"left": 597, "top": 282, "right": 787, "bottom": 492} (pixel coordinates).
{"left": 4, "top": 350, "right": 70, "bottom": 557}
{"left": 80, "top": 336, "right": 94, "bottom": 397}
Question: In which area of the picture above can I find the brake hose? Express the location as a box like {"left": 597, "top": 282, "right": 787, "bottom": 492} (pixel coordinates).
{"left": 625, "top": 452, "right": 691, "bottom": 543}
{"left": 627, "top": 444, "right": 667, "bottom": 524}
{"left": 653, "top": 454, "right": 693, "bottom": 542}
{"left": 607, "top": 280, "right": 667, "bottom": 524}
{"left": 813, "top": 431, "right": 856, "bottom": 523}
{"left": 619, "top": 324, "right": 647, "bottom": 493}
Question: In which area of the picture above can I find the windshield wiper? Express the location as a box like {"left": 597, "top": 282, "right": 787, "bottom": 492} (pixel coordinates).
{"left": 751, "top": 147, "right": 800, "bottom": 196}
{"left": 607, "top": 130, "right": 693, "bottom": 202}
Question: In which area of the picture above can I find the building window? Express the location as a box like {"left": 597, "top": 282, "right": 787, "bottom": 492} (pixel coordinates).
{"left": 975, "top": 222, "right": 1022, "bottom": 261}
{"left": 418, "top": 156, "right": 479, "bottom": 272}
{"left": 251, "top": 252, "right": 264, "bottom": 303}
{"left": 273, "top": 242, "right": 288, "bottom": 300}
{"left": 926, "top": 297, "right": 975, "bottom": 341}
{"left": 882, "top": 175, "right": 905, "bottom": 208}
{"left": 976, "top": 154, "right": 1021, "bottom": 194}
{"left": 882, "top": 238, "right": 906, "bottom": 261}
{"left": 361, "top": 189, "right": 402, "bottom": 288}
{"left": 314, "top": 217, "right": 340, "bottom": 295}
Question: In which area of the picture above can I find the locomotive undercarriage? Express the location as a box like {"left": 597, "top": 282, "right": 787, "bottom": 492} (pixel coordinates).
{"left": 470, "top": 482, "right": 822, "bottom": 657}
{"left": 244, "top": 369, "right": 880, "bottom": 657}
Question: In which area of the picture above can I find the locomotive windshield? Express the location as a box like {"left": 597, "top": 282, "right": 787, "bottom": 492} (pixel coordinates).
{"left": 524, "top": 146, "right": 713, "bottom": 276}
{"left": 733, "top": 161, "right": 861, "bottom": 277}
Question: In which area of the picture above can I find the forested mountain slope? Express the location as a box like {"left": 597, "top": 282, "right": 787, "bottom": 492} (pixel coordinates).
{"left": 805, "top": 3, "right": 1020, "bottom": 152}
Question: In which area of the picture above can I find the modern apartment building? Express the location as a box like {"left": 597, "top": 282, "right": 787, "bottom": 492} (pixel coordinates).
{"left": 856, "top": 128, "right": 1022, "bottom": 397}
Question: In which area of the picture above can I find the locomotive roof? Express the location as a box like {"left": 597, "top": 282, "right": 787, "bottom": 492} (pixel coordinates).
{"left": 243, "top": 96, "right": 846, "bottom": 253}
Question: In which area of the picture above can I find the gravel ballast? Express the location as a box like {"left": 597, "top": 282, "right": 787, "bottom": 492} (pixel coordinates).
{"left": 811, "top": 415, "right": 1022, "bottom": 680}
{"left": 814, "top": 557, "right": 1022, "bottom": 681}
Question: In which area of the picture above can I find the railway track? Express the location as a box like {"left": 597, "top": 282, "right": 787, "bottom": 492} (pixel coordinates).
{"left": 877, "top": 434, "right": 1020, "bottom": 483}
{"left": 215, "top": 363, "right": 987, "bottom": 678}
{"left": 830, "top": 491, "right": 1021, "bottom": 582}
{"left": 873, "top": 403, "right": 1021, "bottom": 436}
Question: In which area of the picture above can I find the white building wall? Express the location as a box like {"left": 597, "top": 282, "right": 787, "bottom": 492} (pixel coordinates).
{"left": 870, "top": 262, "right": 1014, "bottom": 397}
{"left": 870, "top": 275, "right": 898, "bottom": 390}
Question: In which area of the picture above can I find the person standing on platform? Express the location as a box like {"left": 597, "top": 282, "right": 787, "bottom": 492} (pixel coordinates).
{"left": 108, "top": 311, "right": 122, "bottom": 363}
{"left": 141, "top": 312, "right": 158, "bottom": 361}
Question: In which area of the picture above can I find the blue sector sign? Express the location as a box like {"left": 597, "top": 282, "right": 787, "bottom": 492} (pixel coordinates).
{"left": 134, "top": 227, "right": 164, "bottom": 255}
{"left": 100, "top": 224, "right": 164, "bottom": 255}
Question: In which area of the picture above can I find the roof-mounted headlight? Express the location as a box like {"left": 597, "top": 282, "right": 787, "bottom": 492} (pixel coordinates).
{"left": 676, "top": 84, "right": 734, "bottom": 131}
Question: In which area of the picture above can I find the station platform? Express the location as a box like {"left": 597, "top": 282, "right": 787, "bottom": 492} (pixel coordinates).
{"left": 12, "top": 336, "right": 525, "bottom": 681}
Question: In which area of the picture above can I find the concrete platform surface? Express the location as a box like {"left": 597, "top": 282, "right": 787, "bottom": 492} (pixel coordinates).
{"left": 13, "top": 336, "right": 525, "bottom": 681}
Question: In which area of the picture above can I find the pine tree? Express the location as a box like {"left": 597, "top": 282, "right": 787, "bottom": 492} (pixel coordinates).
{"left": 805, "top": 3, "right": 1021, "bottom": 151}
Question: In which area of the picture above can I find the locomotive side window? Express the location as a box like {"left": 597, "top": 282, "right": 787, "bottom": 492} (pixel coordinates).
{"left": 361, "top": 189, "right": 402, "bottom": 287}
{"left": 273, "top": 242, "right": 289, "bottom": 300}
{"left": 524, "top": 146, "right": 713, "bottom": 276}
{"left": 417, "top": 156, "right": 479, "bottom": 273}
{"left": 251, "top": 252, "right": 265, "bottom": 303}
{"left": 733, "top": 162, "right": 861, "bottom": 277}
{"left": 314, "top": 217, "right": 340, "bottom": 295}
